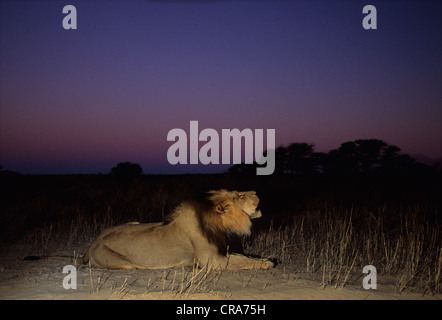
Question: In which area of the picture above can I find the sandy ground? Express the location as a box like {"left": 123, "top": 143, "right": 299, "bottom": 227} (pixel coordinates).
{"left": 0, "top": 246, "right": 440, "bottom": 301}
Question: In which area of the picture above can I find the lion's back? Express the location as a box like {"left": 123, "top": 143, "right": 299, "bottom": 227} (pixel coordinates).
{"left": 83, "top": 215, "right": 198, "bottom": 268}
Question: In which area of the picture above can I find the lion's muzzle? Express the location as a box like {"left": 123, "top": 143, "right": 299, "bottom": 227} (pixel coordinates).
{"left": 248, "top": 208, "right": 262, "bottom": 219}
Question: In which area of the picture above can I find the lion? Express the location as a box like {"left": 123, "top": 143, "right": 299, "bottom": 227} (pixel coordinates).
{"left": 80, "top": 190, "right": 274, "bottom": 270}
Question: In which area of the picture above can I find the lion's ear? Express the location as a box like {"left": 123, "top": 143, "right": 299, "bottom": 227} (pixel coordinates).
{"left": 216, "top": 203, "right": 230, "bottom": 214}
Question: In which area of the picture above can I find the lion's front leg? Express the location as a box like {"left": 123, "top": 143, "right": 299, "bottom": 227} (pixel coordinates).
{"left": 195, "top": 250, "right": 273, "bottom": 270}
{"left": 225, "top": 253, "right": 274, "bottom": 270}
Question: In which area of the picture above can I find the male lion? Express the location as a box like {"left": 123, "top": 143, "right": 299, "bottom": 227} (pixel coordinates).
{"left": 81, "top": 190, "right": 274, "bottom": 270}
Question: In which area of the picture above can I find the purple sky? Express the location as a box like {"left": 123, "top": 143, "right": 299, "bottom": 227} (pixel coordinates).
{"left": 1, "top": 0, "right": 441, "bottom": 174}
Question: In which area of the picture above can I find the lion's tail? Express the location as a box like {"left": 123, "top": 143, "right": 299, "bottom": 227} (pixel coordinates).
{"left": 23, "top": 255, "right": 85, "bottom": 264}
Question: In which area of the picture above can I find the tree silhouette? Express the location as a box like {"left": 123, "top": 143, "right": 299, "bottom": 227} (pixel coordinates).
{"left": 228, "top": 138, "right": 426, "bottom": 177}
{"left": 286, "top": 143, "right": 314, "bottom": 174}
{"left": 273, "top": 143, "right": 325, "bottom": 175}
{"left": 326, "top": 141, "right": 359, "bottom": 175}
{"left": 355, "top": 139, "right": 388, "bottom": 173}
{"left": 110, "top": 162, "right": 143, "bottom": 178}
{"left": 325, "top": 139, "right": 418, "bottom": 176}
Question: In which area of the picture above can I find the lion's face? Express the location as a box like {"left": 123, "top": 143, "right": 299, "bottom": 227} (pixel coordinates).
{"left": 227, "top": 191, "right": 262, "bottom": 219}
{"left": 208, "top": 190, "right": 262, "bottom": 219}
{"left": 202, "top": 189, "right": 262, "bottom": 237}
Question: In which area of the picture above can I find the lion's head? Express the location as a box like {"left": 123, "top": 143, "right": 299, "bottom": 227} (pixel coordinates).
{"left": 191, "top": 189, "right": 261, "bottom": 255}
{"left": 207, "top": 189, "right": 262, "bottom": 219}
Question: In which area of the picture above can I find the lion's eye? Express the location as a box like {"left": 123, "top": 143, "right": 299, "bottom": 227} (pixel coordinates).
{"left": 238, "top": 194, "right": 244, "bottom": 199}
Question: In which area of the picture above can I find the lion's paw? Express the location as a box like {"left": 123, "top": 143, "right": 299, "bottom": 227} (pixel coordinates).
{"left": 259, "top": 259, "right": 275, "bottom": 270}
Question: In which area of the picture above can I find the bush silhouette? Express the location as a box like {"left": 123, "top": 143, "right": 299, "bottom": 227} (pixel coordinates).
{"left": 110, "top": 162, "right": 143, "bottom": 178}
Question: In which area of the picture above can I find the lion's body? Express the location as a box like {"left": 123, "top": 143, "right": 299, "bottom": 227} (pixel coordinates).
{"left": 81, "top": 190, "right": 273, "bottom": 270}
{"left": 82, "top": 207, "right": 202, "bottom": 269}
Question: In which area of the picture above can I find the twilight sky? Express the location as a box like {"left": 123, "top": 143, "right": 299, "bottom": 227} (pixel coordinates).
{"left": 1, "top": 0, "right": 441, "bottom": 174}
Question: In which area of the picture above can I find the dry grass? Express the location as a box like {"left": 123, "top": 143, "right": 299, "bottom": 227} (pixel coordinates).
{"left": 79, "top": 262, "right": 236, "bottom": 299}
{"left": 243, "top": 203, "right": 441, "bottom": 295}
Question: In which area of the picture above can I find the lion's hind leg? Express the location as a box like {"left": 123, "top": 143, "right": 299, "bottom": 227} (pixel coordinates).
{"left": 89, "top": 244, "right": 139, "bottom": 270}
{"left": 226, "top": 253, "right": 274, "bottom": 270}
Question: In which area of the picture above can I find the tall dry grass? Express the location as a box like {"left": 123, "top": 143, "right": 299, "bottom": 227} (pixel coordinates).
{"left": 243, "top": 203, "right": 441, "bottom": 294}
